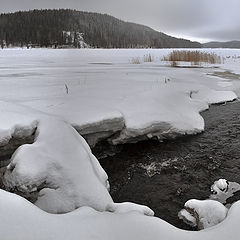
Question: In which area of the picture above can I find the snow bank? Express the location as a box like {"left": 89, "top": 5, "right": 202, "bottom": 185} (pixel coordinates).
{"left": 3, "top": 117, "right": 113, "bottom": 213}
{"left": 74, "top": 114, "right": 125, "bottom": 147}
{"left": 0, "top": 189, "right": 183, "bottom": 240}
{"left": 111, "top": 87, "right": 207, "bottom": 144}
{"left": 191, "top": 89, "right": 237, "bottom": 104}
{"left": 106, "top": 202, "right": 154, "bottom": 216}
{"left": 0, "top": 101, "right": 38, "bottom": 146}
{"left": 1, "top": 189, "right": 240, "bottom": 240}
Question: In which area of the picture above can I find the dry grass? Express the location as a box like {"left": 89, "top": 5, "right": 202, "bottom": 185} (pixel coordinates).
{"left": 171, "top": 61, "right": 178, "bottom": 67}
{"left": 131, "top": 57, "right": 141, "bottom": 64}
{"left": 143, "top": 54, "right": 154, "bottom": 62}
{"left": 163, "top": 50, "right": 222, "bottom": 66}
{"left": 131, "top": 54, "right": 154, "bottom": 64}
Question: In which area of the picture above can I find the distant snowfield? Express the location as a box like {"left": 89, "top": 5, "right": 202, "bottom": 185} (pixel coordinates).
{"left": 1, "top": 48, "right": 240, "bottom": 239}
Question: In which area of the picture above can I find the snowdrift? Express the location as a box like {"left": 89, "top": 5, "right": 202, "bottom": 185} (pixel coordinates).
{"left": 3, "top": 117, "right": 113, "bottom": 213}
{"left": 1, "top": 189, "right": 240, "bottom": 240}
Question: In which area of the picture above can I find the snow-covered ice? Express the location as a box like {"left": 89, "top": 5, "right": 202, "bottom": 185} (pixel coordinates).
{"left": 0, "top": 48, "right": 239, "bottom": 146}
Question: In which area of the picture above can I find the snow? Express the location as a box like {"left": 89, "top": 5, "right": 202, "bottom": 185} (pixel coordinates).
{"left": 178, "top": 208, "right": 197, "bottom": 227}
{"left": 1, "top": 48, "right": 240, "bottom": 239}
{"left": 211, "top": 179, "right": 229, "bottom": 194}
{"left": 184, "top": 199, "right": 228, "bottom": 230}
{"left": 1, "top": 189, "right": 240, "bottom": 240}
{"left": 3, "top": 117, "right": 113, "bottom": 213}
{"left": 210, "top": 179, "right": 240, "bottom": 205}
{"left": 106, "top": 202, "right": 155, "bottom": 216}
{"left": 0, "top": 101, "right": 38, "bottom": 146}
{"left": 179, "top": 179, "right": 240, "bottom": 230}
{"left": 62, "top": 31, "right": 89, "bottom": 48}
{"left": 191, "top": 89, "right": 236, "bottom": 104}
{"left": 217, "top": 81, "right": 233, "bottom": 88}
{"left": 0, "top": 49, "right": 239, "bottom": 147}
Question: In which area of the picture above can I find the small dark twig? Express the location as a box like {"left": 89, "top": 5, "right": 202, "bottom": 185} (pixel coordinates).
{"left": 65, "top": 84, "right": 69, "bottom": 94}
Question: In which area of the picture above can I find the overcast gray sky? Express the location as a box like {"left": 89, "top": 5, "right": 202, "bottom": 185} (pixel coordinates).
{"left": 1, "top": 0, "right": 239, "bottom": 43}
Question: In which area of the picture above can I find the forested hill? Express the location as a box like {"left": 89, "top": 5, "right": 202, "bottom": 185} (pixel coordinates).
{"left": 0, "top": 9, "right": 202, "bottom": 48}
{"left": 203, "top": 41, "right": 240, "bottom": 49}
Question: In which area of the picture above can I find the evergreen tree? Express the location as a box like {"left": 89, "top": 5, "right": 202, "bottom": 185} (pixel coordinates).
{"left": 0, "top": 9, "right": 202, "bottom": 49}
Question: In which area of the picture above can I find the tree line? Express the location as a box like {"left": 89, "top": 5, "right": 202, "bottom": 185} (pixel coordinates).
{"left": 0, "top": 9, "right": 202, "bottom": 48}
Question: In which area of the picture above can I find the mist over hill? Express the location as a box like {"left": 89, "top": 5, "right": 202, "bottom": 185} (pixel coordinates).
{"left": 0, "top": 9, "right": 202, "bottom": 48}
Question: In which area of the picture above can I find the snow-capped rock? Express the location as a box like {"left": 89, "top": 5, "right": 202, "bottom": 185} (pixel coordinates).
{"left": 183, "top": 199, "right": 228, "bottom": 229}
{"left": 210, "top": 179, "right": 240, "bottom": 204}
{"left": 211, "top": 179, "right": 229, "bottom": 195}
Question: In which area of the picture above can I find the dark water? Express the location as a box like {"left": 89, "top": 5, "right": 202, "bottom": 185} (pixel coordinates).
{"left": 99, "top": 101, "right": 240, "bottom": 230}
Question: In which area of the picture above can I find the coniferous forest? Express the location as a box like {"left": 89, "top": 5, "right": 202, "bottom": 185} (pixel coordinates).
{"left": 0, "top": 9, "right": 202, "bottom": 48}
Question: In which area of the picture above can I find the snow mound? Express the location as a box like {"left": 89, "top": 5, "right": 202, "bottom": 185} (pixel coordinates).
{"left": 2, "top": 189, "right": 240, "bottom": 240}
{"left": 3, "top": 117, "right": 113, "bottom": 213}
{"left": 106, "top": 202, "right": 154, "bottom": 216}
{"left": 184, "top": 199, "right": 228, "bottom": 229}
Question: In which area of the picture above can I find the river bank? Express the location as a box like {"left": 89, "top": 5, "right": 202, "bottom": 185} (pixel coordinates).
{"left": 100, "top": 101, "right": 240, "bottom": 230}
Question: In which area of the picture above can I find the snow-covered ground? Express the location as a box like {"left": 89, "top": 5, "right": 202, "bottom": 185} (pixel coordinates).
{"left": 0, "top": 48, "right": 239, "bottom": 146}
{"left": 1, "top": 48, "right": 240, "bottom": 239}
{"left": 2, "top": 189, "right": 240, "bottom": 240}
